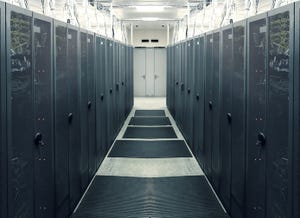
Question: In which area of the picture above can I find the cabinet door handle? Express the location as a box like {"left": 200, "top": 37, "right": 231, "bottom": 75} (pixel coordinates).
{"left": 88, "top": 101, "right": 92, "bottom": 109}
{"left": 227, "top": 113, "right": 232, "bottom": 124}
{"left": 209, "top": 101, "right": 213, "bottom": 110}
{"left": 256, "top": 132, "right": 266, "bottom": 146}
{"left": 101, "top": 94, "right": 104, "bottom": 101}
{"left": 34, "top": 132, "right": 45, "bottom": 146}
{"left": 68, "top": 113, "right": 73, "bottom": 123}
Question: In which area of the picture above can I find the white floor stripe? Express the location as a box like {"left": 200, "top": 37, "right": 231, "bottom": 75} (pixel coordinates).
{"left": 97, "top": 157, "right": 204, "bottom": 178}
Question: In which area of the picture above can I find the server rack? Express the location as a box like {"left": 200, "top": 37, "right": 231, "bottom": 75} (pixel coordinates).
{"left": 54, "top": 19, "right": 70, "bottom": 218}
{"left": 66, "top": 24, "right": 81, "bottom": 212}
{"left": 0, "top": 2, "right": 6, "bottom": 218}
{"left": 184, "top": 39, "right": 194, "bottom": 147}
{"left": 295, "top": 2, "right": 300, "bottom": 218}
{"left": 32, "top": 12, "right": 55, "bottom": 218}
{"left": 193, "top": 35, "right": 205, "bottom": 167}
{"left": 79, "top": 29, "right": 89, "bottom": 191}
{"left": 95, "top": 36, "right": 107, "bottom": 159}
{"left": 230, "top": 20, "right": 247, "bottom": 218}
{"left": 204, "top": 32, "right": 214, "bottom": 181}
{"left": 87, "top": 32, "right": 97, "bottom": 169}
{"left": 6, "top": 5, "right": 35, "bottom": 218}
{"left": 265, "top": 5, "right": 294, "bottom": 218}
{"left": 219, "top": 24, "right": 233, "bottom": 212}
{"left": 174, "top": 44, "right": 181, "bottom": 123}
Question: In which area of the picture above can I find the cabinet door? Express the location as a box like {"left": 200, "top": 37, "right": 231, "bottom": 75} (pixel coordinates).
{"left": 67, "top": 27, "right": 81, "bottom": 211}
{"left": 106, "top": 40, "right": 114, "bottom": 145}
{"left": 175, "top": 45, "right": 181, "bottom": 122}
{"left": 266, "top": 7, "right": 293, "bottom": 218}
{"left": 0, "top": 2, "right": 6, "bottom": 218}
{"left": 211, "top": 32, "right": 221, "bottom": 192}
{"left": 246, "top": 15, "right": 267, "bottom": 218}
{"left": 80, "top": 32, "right": 89, "bottom": 190}
{"left": 185, "top": 41, "right": 194, "bottom": 146}
{"left": 54, "top": 22, "right": 69, "bottom": 218}
{"left": 204, "top": 34, "right": 213, "bottom": 180}
{"left": 7, "top": 7, "right": 34, "bottom": 218}
{"left": 231, "top": 23, "right": 246, "bottom": 218}
{"left": 33, "top": 14, "right": 54, "bottom": 218}
{"left": 87, "top": 34, "right": 97, "bottom": 168}
{"left": 220, "top": 28, "right": 233, "bottom": 212}
{"left": 193, "top": 37, "right": 205, "bottom": 167}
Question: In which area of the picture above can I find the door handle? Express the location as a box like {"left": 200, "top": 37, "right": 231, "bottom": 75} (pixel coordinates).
{"left": 176, "top": 81, "right": 179, "bottom": 85}
{"left": 34, "top": 132, "right": 45, "bottom": 146}
{"left": 256, "top": 132, "right": 266, "bottom": 147}
{"left": 180, "top": 83, "right": 184, "bottom": 91}
{"left": 142, "top": 75, "right": 146, "bottom": 79}
{"left": 68, "top": 113, "right": 73, "bottom": 123}
{"left": 208, "top": 101, "right": 213, "bottom": 110}
{"left": 227, "top": 113, "right": 232, "bottom": 124}
{"left": 100, "top": 94, "right": 104, "bottom": 101}
{"left": 116, "top": 83, "right": 120, "bottom": 91}
{"left": 196, "top": 94, "right": 200, "bottom": 101}
{"left": 187, "top": 89, "right": 191, "bottom": 94}
{"left": 110, "top": 88, "right": 113, "bottom": 94}
{"left": 88, "top": 101, "right": 92, "bottom": 109}
{"left": 154, "top": 74, "right": 159, "bottom": 79}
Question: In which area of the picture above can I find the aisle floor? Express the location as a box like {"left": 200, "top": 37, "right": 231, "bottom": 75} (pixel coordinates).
{"left": 72, "top": 98, "right": 228, "bottom": 218}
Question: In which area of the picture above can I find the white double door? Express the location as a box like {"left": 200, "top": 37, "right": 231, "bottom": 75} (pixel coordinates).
{"left": 134, "top": 48, "right": 166, "bottom": 97}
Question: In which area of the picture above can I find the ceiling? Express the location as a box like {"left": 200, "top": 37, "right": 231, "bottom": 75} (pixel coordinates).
{"left": 98, "top": 0, "right": 202, "bottom": 29}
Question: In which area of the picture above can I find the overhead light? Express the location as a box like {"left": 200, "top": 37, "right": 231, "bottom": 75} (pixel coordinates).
{"left": 141, "top": 17, "right": 161, "bottom": 21}
{"left": 135, "top": 6, "right": 167, "bottom": 12}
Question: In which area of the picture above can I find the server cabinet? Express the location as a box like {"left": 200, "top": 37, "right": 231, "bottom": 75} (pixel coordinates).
{"left": 204, "top": 33, "right": 214, "bottom": 181}
{"left": 295, "top": 3, "right": 300, "bottom": 218}
{"left": 219, "top": 25, "right": 233, "bottom": 212}
{"left": 87, "top": 33, "right": 97, "bottom": 169}
{"left": 105, "top": 39, "right": 114, "bottom": 146}
{"left": 67, "top": 25, "right": 81, "bottom": 212}
{"left": 120, "top": 45, "right": 126, "bottom": 121}
{"left": 211, "top": 31, "right": 221, "bottom": 192}
{"left": 7, "top": 5, "right": 55, "bottom": 218}
{"left": 0, "top": 2, "right": 6, "bottom": 218}
{"left": 79, "top": 30, "right": 89, "bottom": 191}
{"left": 246, "top": 5, "right": 293, "bottom": 217}
{"left": 54, "top": 20, "right": 70, "bottom": 218}
{"left": 32, "top": 13, "right": 54, "bottom": 218}
{"left": 246, "top": 14, "right": 268, "bottom": 218}
{"left": 6, "top": 7, "right": 34, "bottom": 217}
{"left": 113, "top": 42, "right": 119, "bottom": 134}
{"left": 167, "top": 46, "right": 170, "bottom": 110}
{"left": 184, "top": 40, "right": 194, "bottom": 147}
{"left": 179, "top": 42, "right": 186, "bottom": 130}
{"left": 95, "top": 36, "right": 107, "bottom": 161}
{"left": 265, "top": 5, "right": 293, "bottom": 218}
{"left": 193, "top": 36, "right": 205, "bottom": 166}
{"left": 174, "top": 44, "right": 181, "bottom": 123}
{"left": 119, "top": 44, "right": 124, "bottom": 123}
{"left": 230, "top": 21, "right": 247, "bottom": 218}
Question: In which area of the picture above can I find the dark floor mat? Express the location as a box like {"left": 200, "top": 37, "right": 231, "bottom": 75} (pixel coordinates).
{"left": 123, "top": 127, "right": 177, "bottom": 139}
{"left": 134, "top": 110, "right": 165, "bottom": 117}
{"left": 72, "top": 176, "right": 229, "bottom": 218}
{"left": 129, "top": 117, "right": 171, "bottom": 126}
{"left": 108, "top": 140, "right": 191, "bottom": 158}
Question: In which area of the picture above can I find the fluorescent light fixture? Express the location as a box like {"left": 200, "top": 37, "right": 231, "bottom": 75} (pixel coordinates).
{"left": 135, "top": 6, "right": 166, "bottom": 12}
{"left": 140, "top": 17, "right": 161, "bottom": 21}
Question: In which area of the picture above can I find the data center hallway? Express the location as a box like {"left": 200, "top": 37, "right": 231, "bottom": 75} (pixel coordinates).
{"left": 72, "top": 98, "right": 228, "bottom": 218}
